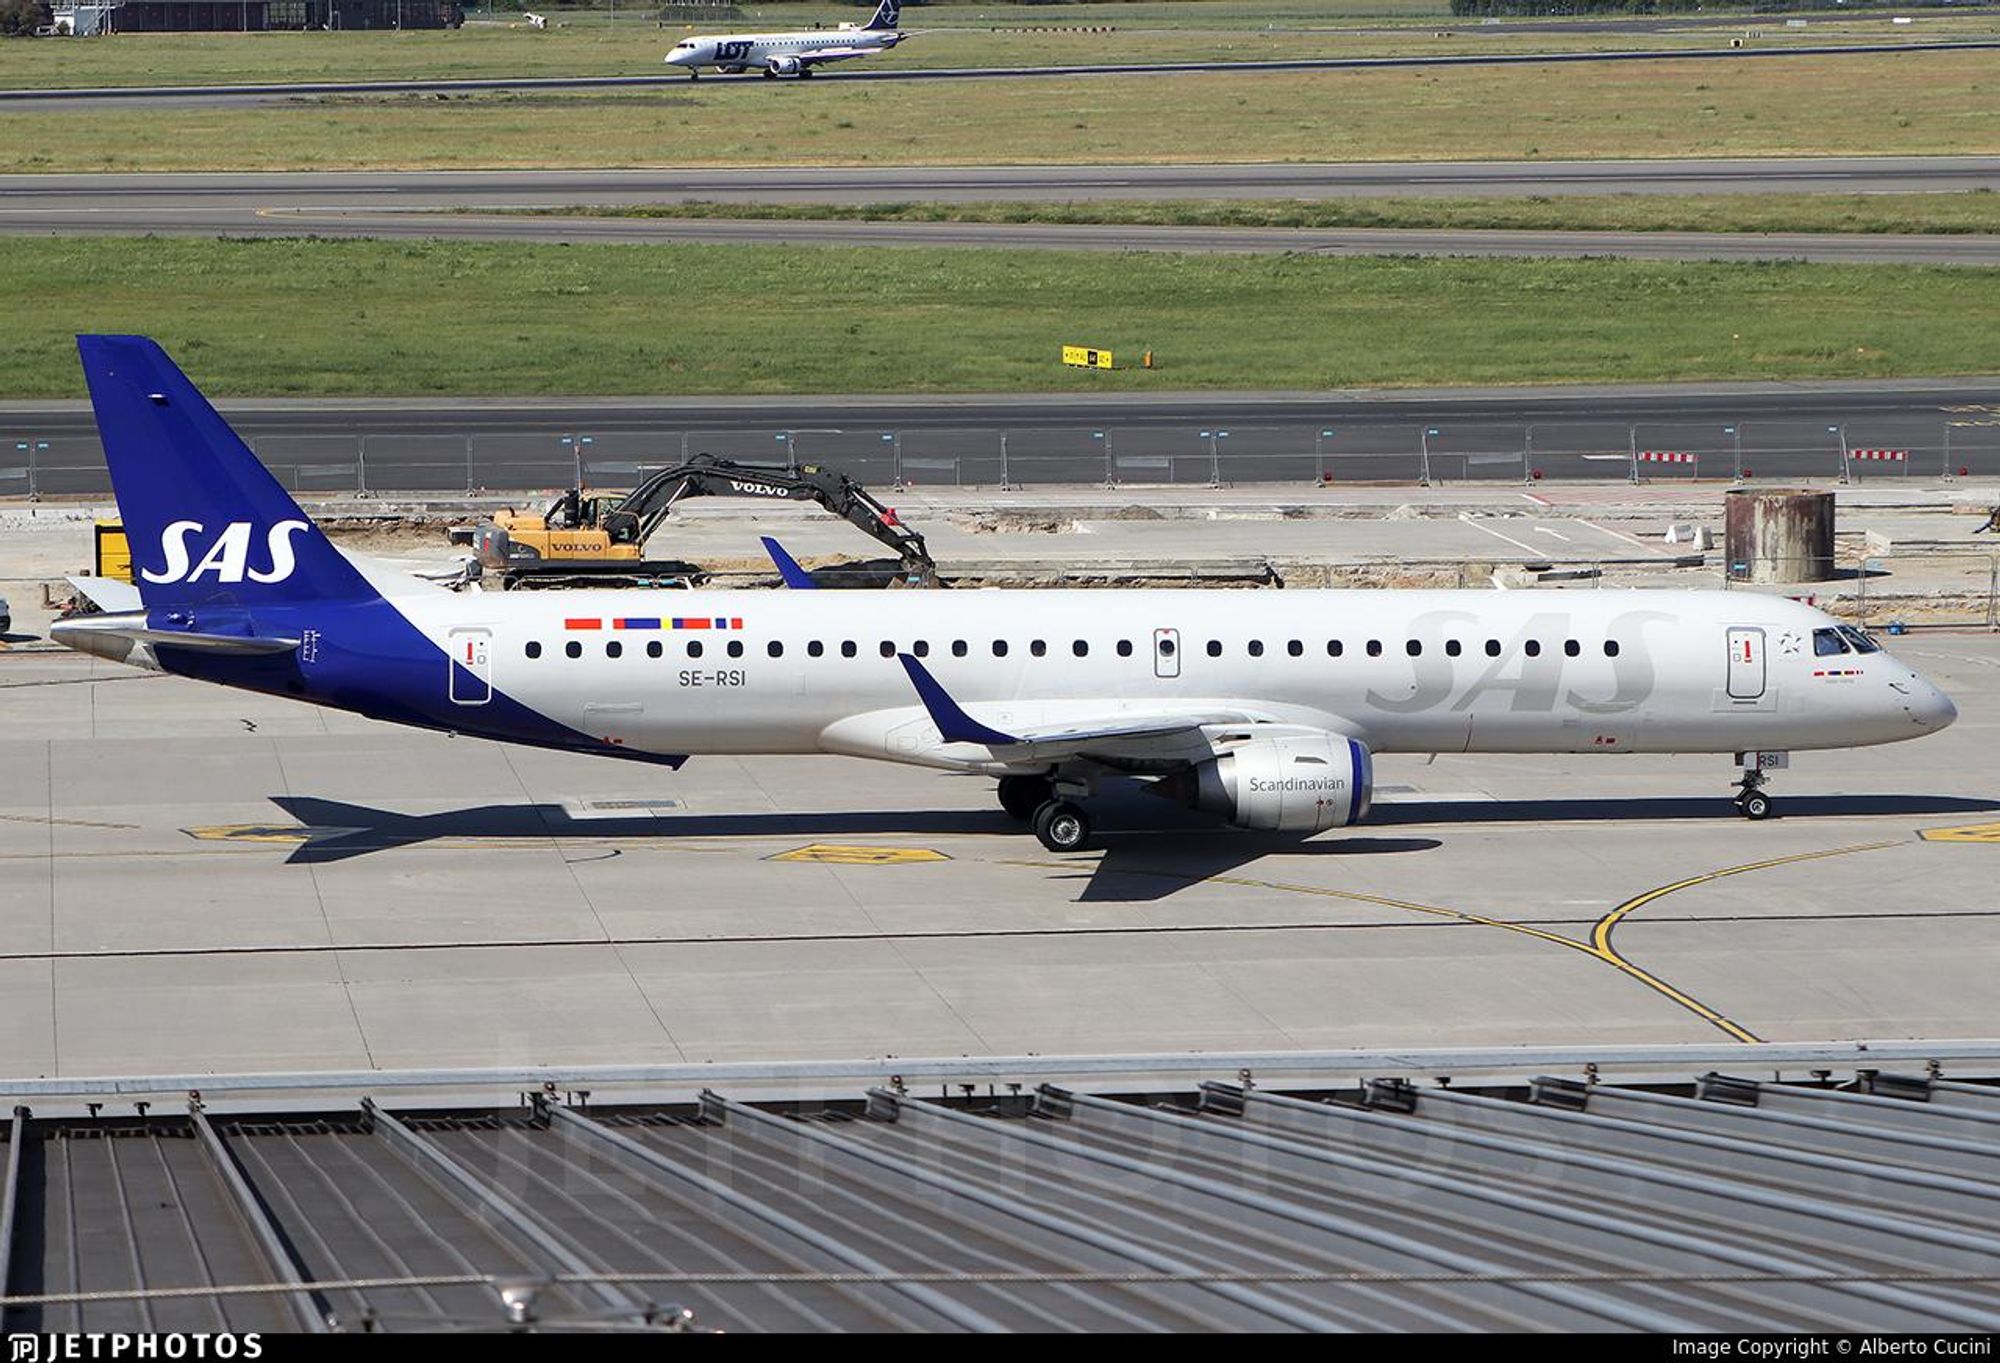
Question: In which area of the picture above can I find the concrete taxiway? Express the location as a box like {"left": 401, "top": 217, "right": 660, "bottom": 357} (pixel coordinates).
{"left": 0, "top": 623, "right": 1996, "bottom": 1078}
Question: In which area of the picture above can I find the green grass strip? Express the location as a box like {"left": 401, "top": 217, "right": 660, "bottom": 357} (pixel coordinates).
{"left": 3, "top": 235, "right": 1996, "bottom": 398}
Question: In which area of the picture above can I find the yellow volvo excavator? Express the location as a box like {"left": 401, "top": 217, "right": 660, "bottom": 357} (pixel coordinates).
{"left": 455, "top": 454, "right": 938, "bottom": 589}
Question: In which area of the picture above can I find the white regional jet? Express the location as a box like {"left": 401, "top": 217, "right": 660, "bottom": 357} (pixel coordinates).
{"left": 664, "top": 0, "right": 903, "bottom": 79}
{"left": 57, "top": 338, "right": 1958, "bottom": 853}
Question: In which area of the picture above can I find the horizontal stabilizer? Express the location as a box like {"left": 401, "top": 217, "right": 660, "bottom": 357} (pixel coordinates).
{"left": 52, "top": 612, "right": 300, "bottom": 663}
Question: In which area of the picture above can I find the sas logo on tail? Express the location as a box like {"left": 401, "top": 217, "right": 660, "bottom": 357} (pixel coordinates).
{"left": 142, "top": 519, "right": 311, "bottom": 584}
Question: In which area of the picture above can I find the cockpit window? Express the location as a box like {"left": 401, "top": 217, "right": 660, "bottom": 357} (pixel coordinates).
{"left": 1837, "top": 625, "right": 1881, "bottom": 654}
{"left": 1812, "top": 627, "right": 1850, "bottom": 657}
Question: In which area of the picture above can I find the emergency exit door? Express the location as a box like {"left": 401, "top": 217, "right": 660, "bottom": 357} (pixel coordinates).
{"left": 1154, "top": 628, "right": 1181, "bottom": 679}
{"left": 449, "top": 628, "right": 492, "bottom": 705}
{"left": 1726, "top": 627, "right": 1766, "bottom": 700}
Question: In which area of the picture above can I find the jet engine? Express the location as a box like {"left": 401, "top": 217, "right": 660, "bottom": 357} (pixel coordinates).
{"left": 767, "top": 55, "right": 803, "bottom": 75}
{"left": 1156, "top": 733, "right": 1373, "bottom": 832}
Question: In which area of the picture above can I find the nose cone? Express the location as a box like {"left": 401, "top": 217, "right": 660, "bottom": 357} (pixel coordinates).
{"left": 1918, "top": 680, "right": 1959, "bottom": 732}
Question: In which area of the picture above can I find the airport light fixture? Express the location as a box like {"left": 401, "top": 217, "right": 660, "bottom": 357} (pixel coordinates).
{"left": 1420, "top": 427, "right": 1440, "bottom": 487}
{"left": 1830, "top": 424, "right": 1849, "bottom": 484}
{"left": 1092, "top": 429, "right": 1110, "bottom": 487}
{"left": 1201, "top": 429, "right": 1229, "bottom": 487}
{"left": 1724, "top": 425, "right": 1742, "bottom": 482}
{"left": 561, "top": 433, "right": 593, "bottom": 486}
{"left": 1317, "top": 428, "right": 1334, "bottom": 483}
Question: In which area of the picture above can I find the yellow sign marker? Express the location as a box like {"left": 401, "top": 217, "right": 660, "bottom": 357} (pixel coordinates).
{"left": 1062, "top": 345, "right": 1114, "bottom": 370}
{"left": 769, "top": 844, "right": 949, "bottom": 865}
{"left": 1919, "top": 822, "right": 2000, "bottom": 843}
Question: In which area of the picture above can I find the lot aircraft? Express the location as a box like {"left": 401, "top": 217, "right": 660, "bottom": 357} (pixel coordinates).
{"left": 54, "top": 337, "right": 1958, "bottom": 852}
{"left": 664, "top": 0, "right": 903, "bottom": 79}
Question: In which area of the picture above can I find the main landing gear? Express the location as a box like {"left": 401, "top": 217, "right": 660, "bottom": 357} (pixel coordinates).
{"left": 996, "top": 775, "right": 1093, "bottom": 852}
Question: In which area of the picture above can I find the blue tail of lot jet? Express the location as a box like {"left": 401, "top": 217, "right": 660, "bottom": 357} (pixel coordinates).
{"left": 863, "top": 0, "right": 899, "bottom": 30}
{"left": 77, "top": 335, "right": 373, "bottom": 610}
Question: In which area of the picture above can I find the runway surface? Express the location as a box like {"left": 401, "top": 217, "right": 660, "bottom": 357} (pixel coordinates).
{"left": 1, "top": 634, "right": 1995, "bottom": 1076}
{"left": 2, "top": 38, "right": 1995, "bottom": 105}
{"left": 8, "top": 204, "right": 1997, "bottom": 265}
{"left": 11, "top": 159, "right": 1999, "bottom": 204}
{"left": 8, "top": 378, "right": 1999, "bottom": 494}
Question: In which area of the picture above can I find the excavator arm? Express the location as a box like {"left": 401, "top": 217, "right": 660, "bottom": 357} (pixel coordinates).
{"left": 558, "top": 453, "right": 938, "bottom": 587}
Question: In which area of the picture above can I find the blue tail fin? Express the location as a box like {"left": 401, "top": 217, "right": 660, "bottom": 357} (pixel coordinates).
{"left": 77, "top": 336, "right": 373, "bottom": 610}
{"left": 864, "top": 0, "right": 899, "bottom": 30}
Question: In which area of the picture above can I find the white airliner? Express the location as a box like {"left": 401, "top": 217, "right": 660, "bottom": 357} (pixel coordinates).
{"left": 57, "top": 337, "right": 1957, "bottom": 853}
{"left": 664, "top": 0, "right": 903, "bottom": 79}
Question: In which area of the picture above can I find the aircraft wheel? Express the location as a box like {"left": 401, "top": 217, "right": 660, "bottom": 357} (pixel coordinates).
{"left": 998, "top": 775, "right": 1052, "bottom": 822}
{"left": 1738, "top": 791, "right": 1773, "bottom": 821}
{"left": 1032, "top": 800, "right": 1092, "bottom": 853}
{"left": 800, "top": 67, "right": 815, "bottom": 78}
{"left": 762, "top": 67, "right": 775, "bottom": 78}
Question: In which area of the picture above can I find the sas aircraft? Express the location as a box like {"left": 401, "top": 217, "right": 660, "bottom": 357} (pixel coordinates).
{"left": 664, "top": 0, "right": 903, "bottom": 79}
{"left": 56, "top": 337, "right": 1957, "bottom": 853}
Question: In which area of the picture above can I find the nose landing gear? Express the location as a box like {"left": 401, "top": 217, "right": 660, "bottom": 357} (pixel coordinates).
{"left": 1732, "top": 751, "right": 1786, "bottom": 820}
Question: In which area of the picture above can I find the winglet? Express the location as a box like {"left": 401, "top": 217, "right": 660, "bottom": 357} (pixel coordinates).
{"left": 760, "top": 536, "right": 818, "bottom": 590}
{"left": 897, "top": 654, "right": 1018, "bottom": 746}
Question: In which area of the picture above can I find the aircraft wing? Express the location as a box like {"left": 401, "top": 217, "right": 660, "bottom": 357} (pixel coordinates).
{"left": 799, "top": 46, "right": 881, "bottom": 64}
{"left": 897, "top": 654, "right": 1253, "bottom": 766}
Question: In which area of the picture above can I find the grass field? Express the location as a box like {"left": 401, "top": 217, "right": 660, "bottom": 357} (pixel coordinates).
{"left": 1, "top": 7, "right": 1994, "bottom": 88}
{"left": 530, "top": 191, "right": 2000, "bottom": 235}
{"left": 3, "top": 236, "right": 1996, "bottom": 399}
{"left": 4, "top": 51, "right": 1996, "bottom": 173}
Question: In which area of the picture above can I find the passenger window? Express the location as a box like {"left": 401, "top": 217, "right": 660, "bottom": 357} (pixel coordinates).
{"left": 841, "top": 640, "right": 857, "bottom": 658}
{"left": 647, "top": 641, "right": 663, "bottom": 659}
{"left": 1031, "top": 640, "right": 1047, "bottom": 657}
{"left": 525, "top": 641, "right": 542, "bottom": 659}
{"left": 1564, "top": 639, "right": 1580, "bottom": 657}
{"left": 1445, "top": 639, "right": 1461, "bottom": 657}
{"left": 767, "top": 641, "right": 784, "bottom": 658}
{"left": 688, "top": 641, "right": 704, "bottom": 659}
{"left": 565, "top": 641, "right": 582, "bottom": 659}
{"left": 992, "top": 640, "right": 1009, "bottom": 658}
{"left": 1207, "top": 640, "right": 1223, "bottom": 658}
{"left": 1287, "top": 640, "right": 1303, "bottom": 657}
{"left": 1327, "top": 640, "right": 1343, "bottom": 657}
{"left": 1117, "top": 640, "right": 1133, "bottom": 657}
{"left": 1366, "top": 640, "right": 1382, "bottom": 657}
{"left": 1524, "top": 640, "right": 1542, "bottom": 658}
{"left": 1814, "top": 628, "right": 1850, "bottom": 657}
{"left": 1073, "top": 640, "right": 1088, "bottom": 657}
{"left": 952, "top": 640, "right": 968, "bottom": 658}
{"left": 606, "top": 640, "right": 623, "bottom": 659}
{"left": 913, "top": 640, "right": 929, "bottom": 658}
{"left": 1485, "top": 639, "right": 1502, "bottom": 657}
{"left": 1248, "top": 640, "right": 1264, "bottom": 657}
{"left": 727, "top": 640, "right": 744, "bottom": 659}
{"left": 807, "top": 640, "right": 824, "bottom": 658}
{"left": 879, "top": 641, "right": 896, "bottom": 658}
{"left": 1406, "top": 640, "right": 1422, "bottom": 657}
{"left": 1604, "top": 640, "right": 1621, "bottom": 658}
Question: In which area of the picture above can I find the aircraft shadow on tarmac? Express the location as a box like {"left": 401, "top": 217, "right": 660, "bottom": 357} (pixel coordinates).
{"left": 263, "top": 789, "right": 1992, "bottom": 902}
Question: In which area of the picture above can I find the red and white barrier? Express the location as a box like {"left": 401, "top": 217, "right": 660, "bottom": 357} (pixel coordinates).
{"left": 1637, "top": 451, "right": 1698, "bottom": 464}
{"left": 1849, "top": 448, "right": 1908, "bottom": 462}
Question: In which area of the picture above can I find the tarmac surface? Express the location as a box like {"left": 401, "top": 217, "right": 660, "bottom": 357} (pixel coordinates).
{"left": 7, "top": 376, "right": 1999, "bottom": 495}
{"left": 2, "top": 483, "right": 1999, "bottom": 1079}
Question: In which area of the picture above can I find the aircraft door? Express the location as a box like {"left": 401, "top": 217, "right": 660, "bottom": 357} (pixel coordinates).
{"left": 1153, "top": 627, "right": 1181, "bottom": 679}
{"left": 1726, "top": 627, "right": 1766, "bottom": 700}
{"left": 449, "top": 628, "right": 493, "bottom": 705}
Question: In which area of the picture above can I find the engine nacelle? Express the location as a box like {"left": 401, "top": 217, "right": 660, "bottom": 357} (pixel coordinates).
{"left": 1164, "top": 734, "right": 1373, "bottom": 832}
{"left": 767, "top": 55, "right": 802, "bottom": 75}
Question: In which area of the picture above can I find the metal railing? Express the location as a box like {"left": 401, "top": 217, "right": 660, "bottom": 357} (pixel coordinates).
{"left": 3, "top": 419, "right": 1996, "bottom": 499}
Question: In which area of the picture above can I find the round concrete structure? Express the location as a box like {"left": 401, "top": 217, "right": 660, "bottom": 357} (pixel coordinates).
{"left": 1725, "top": 487, "right": 1834, "bottom": 583}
